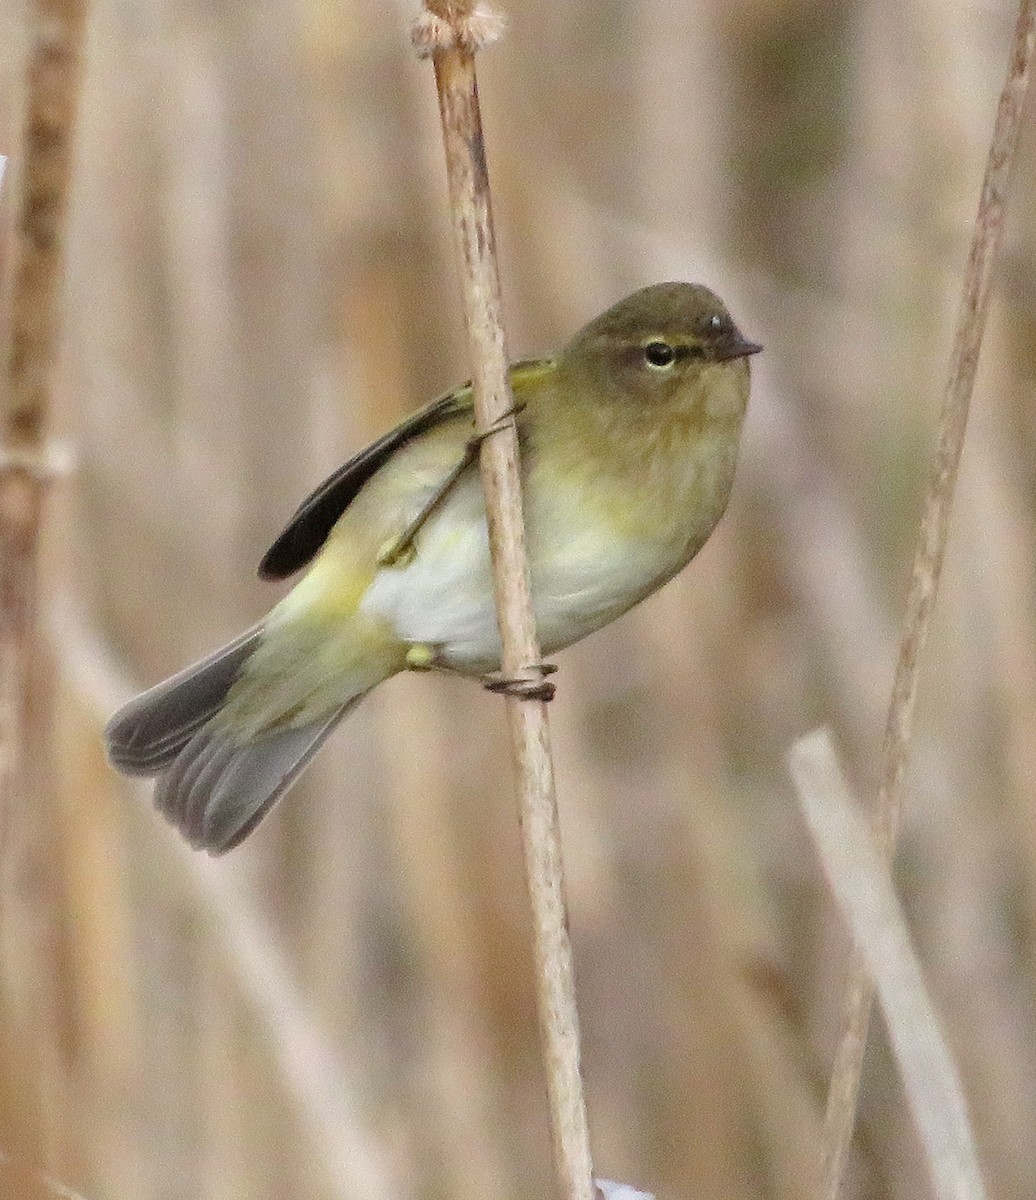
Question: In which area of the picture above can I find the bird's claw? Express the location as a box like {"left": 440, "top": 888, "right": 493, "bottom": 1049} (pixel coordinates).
{"left": 481, "top": 662, "right": 557, "bottom": 701}
{"left": 465, "top": 400, "right": 527, "bottom": 455}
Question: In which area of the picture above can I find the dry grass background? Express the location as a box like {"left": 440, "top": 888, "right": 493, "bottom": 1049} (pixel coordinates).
{"left": 1, "top": 0, "right": 1036, "bottom": 1197}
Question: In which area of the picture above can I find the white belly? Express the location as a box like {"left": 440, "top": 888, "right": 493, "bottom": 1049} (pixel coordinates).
{"left": 359, "top": 470, "right": 691, "bottom": 672}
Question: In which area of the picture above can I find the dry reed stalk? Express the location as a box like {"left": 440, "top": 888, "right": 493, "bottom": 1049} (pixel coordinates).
{"left": 0, "top": 0, "right": 86, "bottom": 1178}
{"left": 52, "top": 598, "right": 396, "bottom": 1200}
{"left": 818, "top": 4, "right": 1036, "bottom": 1194}
{"left": 790, "top": 730, "right": 987, "bottom": 1200}
{"left": 1, "top": 0, "right": 86, "bottom": 817}
{"left": 412, "top": 6, "right": 594, "bottom": 1200}
{"left": 52, "top": 684, "right": 141, "bottom": 1200}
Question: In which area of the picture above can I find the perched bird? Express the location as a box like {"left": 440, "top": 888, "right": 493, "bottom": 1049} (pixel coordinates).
{"left": 106, "top": 282, "right": 761, "bottom": 853}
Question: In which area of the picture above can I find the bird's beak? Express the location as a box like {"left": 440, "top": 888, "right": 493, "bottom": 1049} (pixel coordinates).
{"left": 714, "top": 333, "right": 763, "bottom": 362}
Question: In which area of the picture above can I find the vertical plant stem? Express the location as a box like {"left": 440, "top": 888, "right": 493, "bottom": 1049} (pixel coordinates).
{"left": 4, "top": 0, "right": 86, "bottom": 444}
{"left": 2, "top": 2, "right": 86, "bottom": 805}
{"left": 413, "top": 6, "right": 594, "bottom": 1200}
{"left": 818, "top": 4, "right": 1036, "bottom": 1195}
{"left": 0, "top": 0, "right": 86, "bottom": 1169}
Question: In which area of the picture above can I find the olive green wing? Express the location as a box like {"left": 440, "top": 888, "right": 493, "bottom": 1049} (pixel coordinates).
{"left": 257, "top": 358, "right": 554, "bottom": 581}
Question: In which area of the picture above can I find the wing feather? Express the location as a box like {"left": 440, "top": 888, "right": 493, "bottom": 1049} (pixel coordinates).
{"left": 257, "top": 358, "right": 555, "bottom": 581}
{"left": 258, "top": 388, "right": 473, "bottom": 580}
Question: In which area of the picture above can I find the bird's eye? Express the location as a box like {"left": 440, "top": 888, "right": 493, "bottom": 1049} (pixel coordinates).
{"left": 644, "top": 341, "right": 676, "bottom": 368}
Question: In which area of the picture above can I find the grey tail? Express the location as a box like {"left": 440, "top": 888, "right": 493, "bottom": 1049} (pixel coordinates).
{"left": 105, "top": 628, "right": 361, "bottom": 854}
{"left": 105, "top": 626, "right": 263, "bottom": 776}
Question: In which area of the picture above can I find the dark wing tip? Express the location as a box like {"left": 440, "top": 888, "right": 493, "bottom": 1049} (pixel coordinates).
{"left": 256, "top": 474, "right": 356, "bottom": 581}
{"left": 257, "top": 491, "right": 349, "bottom": 580}
{"left": 257, "top": 389, "right": 474, "bottom": 582}
{"left": 257, "top": 534, "right": 297, "bottom": 581}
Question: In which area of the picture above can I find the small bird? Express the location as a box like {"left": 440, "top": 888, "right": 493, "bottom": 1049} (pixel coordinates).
{"left": 106, "top": 283, "right": 761, "bottom": 853}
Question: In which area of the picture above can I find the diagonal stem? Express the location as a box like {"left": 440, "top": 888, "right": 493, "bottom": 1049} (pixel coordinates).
{"left": 818, "top": 3, "right": 1036, "bottom": 1195}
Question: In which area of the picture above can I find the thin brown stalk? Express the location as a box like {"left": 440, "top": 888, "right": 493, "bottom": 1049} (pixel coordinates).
{"left": 818, "top": 4, "right": 1036, "bottom": 1195}
{"left": 0, "top": 0, "right": 86, "bottom": 1171}
{"left": 412, "top": 6, "right": 594, "bottom": 1200}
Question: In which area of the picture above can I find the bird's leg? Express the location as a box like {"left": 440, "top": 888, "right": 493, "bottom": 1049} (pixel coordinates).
{"left": 377, "top": 401, "right": 526, "bottom": 570}
{"left": 398, "top": 398, "right": 552, "bottom": 698}
{"left": 377, "top": 453, "right": 473, "bottom": 569}
{"left": 404, "top": 644, "right": 439, "bottom": 671}
{"left": 404, "top": 645, "right": 557, "bottom": 701}
{"left": 469, "top": 398, "right": 526, "bottom": 448}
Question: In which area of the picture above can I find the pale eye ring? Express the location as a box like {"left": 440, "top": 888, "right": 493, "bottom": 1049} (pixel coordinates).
{"left": 644, "top": 340, "right": 676, "bottom": 368}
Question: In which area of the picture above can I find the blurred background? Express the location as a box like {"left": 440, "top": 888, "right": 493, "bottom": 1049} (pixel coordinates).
{"left": 1, "top": 0, "right": 1035, "bottom": 1197}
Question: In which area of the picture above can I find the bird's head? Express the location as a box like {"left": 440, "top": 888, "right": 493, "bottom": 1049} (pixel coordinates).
{"left": 561, "top": 282, "right": 762, "bottom": 417}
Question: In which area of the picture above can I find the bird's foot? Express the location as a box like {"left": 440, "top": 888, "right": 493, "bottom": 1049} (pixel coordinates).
{"left": 464, "top": 400, "right": 527, "bottom": 456}
{"left": 481, "top": 662, "right": 557, "bottom": 702}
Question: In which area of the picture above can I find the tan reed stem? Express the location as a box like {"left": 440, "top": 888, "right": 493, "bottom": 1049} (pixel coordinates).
{"left": 818, "top": 3, "right": 1036, "bottom": 1195}
{"left": 0, "top": 0, "right": 87, "bottom": 1171}
{"left": 791, "top": 731, "right": 987, "bottom": 1200}
{"left": 1, "top": 1, "right": 86, "bottom": 803}
{"left": 412, "top": 6, "right": 594, "bottom": 1200}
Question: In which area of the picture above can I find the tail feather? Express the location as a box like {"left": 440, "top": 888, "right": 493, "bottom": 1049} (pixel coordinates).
{"left": 105, "top": 627, "right": 262, "bottom": 775}
{"left": 105, "top": 626, "right": 370, "bottom": 854}
{"left": 156, "top": 701, "right": 359, "bottom": 854}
